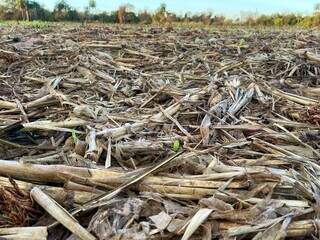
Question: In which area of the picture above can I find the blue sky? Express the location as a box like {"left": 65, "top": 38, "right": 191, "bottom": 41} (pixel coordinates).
{"left": 36, "top": 0, "right": 318, "bottom": 17}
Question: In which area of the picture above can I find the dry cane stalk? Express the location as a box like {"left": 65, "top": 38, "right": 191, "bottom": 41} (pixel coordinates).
{"left": 294, "top": 49, "right": 320, "bottom": 64}
{"left": 0, "top": 226, "right": 47, "bottom": 240}
{"left": 222, "top": 219, "right": 320, "bottom": 238}
{"left": 0, "top": 100, "right": 17, "bottom": 109}
{"left": 30, "top": 187, "right": 96, "bottom": 240}
{"left": 0, "top": 160, "right": 290, "bottom": 194}
{"left": 85, "top": 127, "right": 98, "bottom": 161}
{"left": 0, "top": 176, "right": 303, "bottom": 207}
{"left": 0, "top": 176, "right": 99, "bottom": 204}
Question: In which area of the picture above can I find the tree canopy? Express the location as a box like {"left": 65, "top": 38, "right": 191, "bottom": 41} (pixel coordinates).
{"left": 1, "top": 1, "right": 320, "bottom": 27}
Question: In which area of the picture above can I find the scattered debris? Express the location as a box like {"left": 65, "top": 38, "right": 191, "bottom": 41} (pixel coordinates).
{"left": 0, "top": 24, "right": 319, "bottom": 239}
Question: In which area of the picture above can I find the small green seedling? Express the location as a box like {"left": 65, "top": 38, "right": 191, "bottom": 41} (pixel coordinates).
{"left": 171, "top": 140, "right": 181, "bottom": 152}
{"left": 71, "top": 129, "right": 78, "bottom": 144}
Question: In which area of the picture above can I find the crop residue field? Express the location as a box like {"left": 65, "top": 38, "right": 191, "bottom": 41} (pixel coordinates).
{"left": 0, "top": 24, "right": 320, "bottom": 239}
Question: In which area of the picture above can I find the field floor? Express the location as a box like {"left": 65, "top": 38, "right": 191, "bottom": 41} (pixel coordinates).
{"left": 0, "top": 24, "right": 320, "bottom": 239}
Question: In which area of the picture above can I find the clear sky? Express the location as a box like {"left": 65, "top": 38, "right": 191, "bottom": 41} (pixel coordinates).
{"left": 36, "top": 0, "right": 318, "bottom": 17}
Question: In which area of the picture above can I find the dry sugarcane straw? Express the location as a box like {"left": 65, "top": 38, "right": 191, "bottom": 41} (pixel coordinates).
{"left": 0, "top": 226, "right": 48, "bottom": 240}
{"left": 30, "top": 187, "right": 96, "bottom": 240}
{"left": 0, "top": 158, "right": 292, "bottom": 197}
{"left": 45, "top": 151, "right": 185, "bottom": 229}
{"left": 78, "top": 151, "right": 185, "bottom": 212}
{"left": 0, "top": 176, "right": 307, "bottom": 208}
{"left": 1, "top": 25, "right": 320, "bottom": 239}
{"left": 0, "top": 176, "right": 100, "bottom": 204}
{"left": 224, "top": 219, "right": 320, "bottom": 238}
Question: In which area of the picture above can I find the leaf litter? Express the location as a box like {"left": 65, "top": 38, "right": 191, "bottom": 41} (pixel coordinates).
{"left": 0, "top": 24, "right": 319, "bottom": 239}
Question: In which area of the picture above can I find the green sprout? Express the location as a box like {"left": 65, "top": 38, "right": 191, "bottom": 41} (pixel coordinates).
{"left": 171, "top": 140, "right": 181, "bottom": 152}
{"left": 71, "top": 129, "right": 78, "bottom": 144}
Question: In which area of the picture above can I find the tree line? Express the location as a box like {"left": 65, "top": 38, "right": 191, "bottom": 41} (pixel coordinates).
{"left": 1, "top": 0, "right": 320, "bottom": 27}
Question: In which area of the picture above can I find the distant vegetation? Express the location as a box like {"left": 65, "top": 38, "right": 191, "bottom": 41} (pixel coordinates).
{"left": 1, "top": 0, "right": 320, "bottom": 27}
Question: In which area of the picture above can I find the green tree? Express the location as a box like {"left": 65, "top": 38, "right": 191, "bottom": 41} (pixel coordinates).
{"left": 138, "top": 10, "right": 152, "bottom": 24}
{"left": 315, "top": 3, "right": 320, "bottom": 26}
{"left": 53, "top": 0, "right": 71, "bottom": 21}
{"left": 4, "top": 0, "right": 30, "bottom": 20}
{"left": 84, "top": 0, "right": 96, "bottom": 21}
{"left": 153, "top": 3, "right": 168, "bottom": 24}
{"left": 26, "top": 1, "right": 52, "bottom": 21}
{"left": 54, "top": 0, "right": 70, "bottom": 12}
{"left": 16, "top": 0, "right": 28, "bottom": 20}
{"left": 273, "top": 16, "right": 284, "bottom": 26}
{"left": 88, "top": 0, "right": 96, "bottom": 9}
